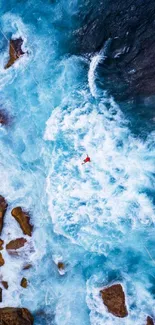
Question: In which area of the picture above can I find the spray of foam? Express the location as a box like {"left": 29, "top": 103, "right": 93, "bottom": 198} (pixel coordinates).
{"left": 88, "top": 39, "right": 111, "bottom": 98}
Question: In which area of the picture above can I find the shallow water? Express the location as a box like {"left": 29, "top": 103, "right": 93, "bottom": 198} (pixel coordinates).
{"left": 0, "top": 1, "right": 155, "bottom": 325}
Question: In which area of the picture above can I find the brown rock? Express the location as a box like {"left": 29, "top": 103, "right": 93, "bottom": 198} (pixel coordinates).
{"left": 0, "top": 196, "right": 8, "bottom": 235}
{"left": 0, "top": 307, "right": 33, "bottom": 325}
{"left": 4, "top": 38, "right": 25, "bottom": 69}
{"left": 20, "top": 278, "right": 28, "bottom": 288}
{"left": 1, "top": 281, "right": 8, "bottom": 290}
{"left": 0, "top": 288, "right": 2, "bottom": 303}
{"left": 147, "top": 316, "right": 154, "bottom": 325}
{"left": 0, "top": 239, "right": 4, "bottom": 250}
{"left": 0, "top": 253, "right": 5, "bottom": 267}
{"left": 23, "top": 264, "right": 32, "bottom": 270}
{"left": 100, "top": 284, "right": 128, "bottom": 318}
{"left": 6, "top": 238, "right": 27, "bottom": 251}
{"left": 11, "top": 207, "right": 33, "bottom": 236}
{"left": 57, "top": 262, "right": 65, "bottom": 270}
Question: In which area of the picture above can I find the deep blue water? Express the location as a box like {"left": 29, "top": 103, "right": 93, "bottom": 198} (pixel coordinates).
{"left": 0, "top": 1, "right": 155, "bottom": 325}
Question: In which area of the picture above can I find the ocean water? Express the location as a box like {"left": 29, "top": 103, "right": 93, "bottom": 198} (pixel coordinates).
{"left": 0, "top": 1, "right": 155, "bottom": 325}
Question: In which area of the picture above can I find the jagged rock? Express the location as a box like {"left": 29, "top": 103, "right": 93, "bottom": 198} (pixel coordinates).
{"left": 1, "top": 281, "right": 8, "bottom": 290}
{"left": 11, "top": 207, "right": 33, "bottom": 236}
{"left": 0, "top": 239, "right": 4, "bottom": 251}
{"left": 100, "top": 284, "right": 128, "bottom": 318}
{"left": 20, "top": 278, "right": 28, "bottom": 288}
{"left": 0, "top": 253, "right": 5, "bottom": 267}
{"left": 0, "top": 196, "right": 8, "bottom": 235}
{"left": 0, "top": 288, "right": 2, "bottom": 303}
{"left": 4, "top": 38, "right": 25, "bottom": 69}
{"left": 6, "top": 238, "right": 27, "bottom": 251}
{"left": 0, "top": 307, "right": 33, "bottom": 325}
{"left": 23, "top": 264, "right": 32, "bottom": 270}
{"left": 147, "top": 316, "right": 154, "bottom": 325}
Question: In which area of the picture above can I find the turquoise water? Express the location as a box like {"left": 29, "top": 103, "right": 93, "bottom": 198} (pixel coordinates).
{"left": 0, "top": 1, "right": 155, "bottom": 324}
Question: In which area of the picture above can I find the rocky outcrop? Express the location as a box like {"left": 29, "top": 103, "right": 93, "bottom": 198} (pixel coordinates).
{"left": 6, "top": 238, "right": 27, "bottom": 251}
{"left": 0, "top": 196, "right": 8, "bottom": 235}
{"left": 11, "top": 207, "right": 33, "bottom": 236}
{"left": 100, "top": 284, "right": 128, "bottom": 318}
{"left": 147, "top": 316, "right": 154, "bottom": 325}
{"left": 75, "top": 0, "right": 155, "bottom": 100}
{"left": 5, "top": 38, "right": 25, "bottom": 69}
{"left": 0, "top": 253, "right": 5, "bottom": 267}
{"left": 0, "top": 308, "right": 33, "bottom": 325}
{"left": 0, "top": 239, "right": 4, "bottom": 251}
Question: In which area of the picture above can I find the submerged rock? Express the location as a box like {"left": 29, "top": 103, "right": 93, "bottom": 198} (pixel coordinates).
{"left": 100, "top": 284, "right": 128, "bottom": 318}
{"left": 11, "top": 207, "right": 33, "bottom": 236}
{"left": 5, "top": 38, "right": 25, "bottom": 69}
{"left": 0, "top": 196, "right": 8, "bottom": 235}
{"left": 0, "top": 253, "right": 5, "bottom": 267}
{"left": 0, "top": 110, "right": 9, "bottom": 126}
{"left": 6, "top": 238, "right": 27, "bottom": 251}
{"left": 0, "top": 239, "right": 4, "bottom": 251}
{"left": 0, "top": 307, "right": 33, "bottom": 325}
{"left": 20, "top": 277, "right": 28, "bottom": 288}
{"left": 147, "top": 316, "right": 154, "bottom": 325}
{"left": 1, "top": 281, "right": 8, "bottom": 290}
{"left": 23, "top": 264, "right": 32, "bottom": 270}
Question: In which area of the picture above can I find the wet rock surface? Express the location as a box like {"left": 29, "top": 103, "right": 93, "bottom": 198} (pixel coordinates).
{"left": 6, "top": 238, "right": 27, "bottom": 251}
{"left": 11, "top": 207, "right": 33, "bottom": 236}
{"left": 20, "top": 277, "right": 28, "bottom": 288}
{"left": 0, "top": 253, "right": 5, "bottom": 267}
{"left": 76, "top": 0, "right": 155, "bottom": 100}
{"left": 0, "top": 307, "right": 33, "bottom": 325}
{"left": 0, "top": 239, "right": 4, "bottom": 250}
{"left": 100, "top": 284, "right": 128, "bottom": 318}
{"left": 1, "top": 281, "right": 8, "bottom": 290}
{"left": 147, "top": 316, "right": 154, "bottom": 325}
{"left": 0, "top": 196, "right": 8, "bottom": 235}
{"left": 5, "top": 38, "right": 25, "bottom": 69}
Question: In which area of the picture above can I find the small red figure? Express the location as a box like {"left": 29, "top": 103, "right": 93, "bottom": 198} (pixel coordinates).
{"left": 82, "top": 154, "right": 91, "bottom": 165}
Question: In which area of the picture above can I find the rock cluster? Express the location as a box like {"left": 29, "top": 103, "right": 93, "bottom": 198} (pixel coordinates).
{"left": 0, "top": 196, "right": 33, "bottom": 314}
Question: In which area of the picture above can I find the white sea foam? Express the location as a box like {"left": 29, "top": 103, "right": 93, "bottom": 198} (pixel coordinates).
{"left": 45, "top": 92, "right": 154, "bottom": 254}
{"left": 88, "top": 39, "right": 111, "bottom": 98}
